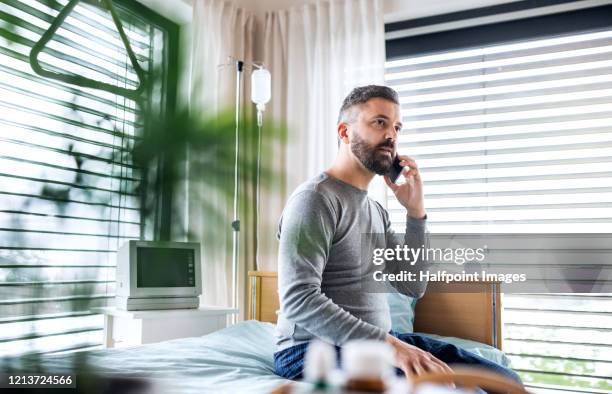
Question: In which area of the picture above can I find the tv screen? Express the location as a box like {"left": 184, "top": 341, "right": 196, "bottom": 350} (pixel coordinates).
{"left": 136, "top": 247, "right": 196, "bottom": 288}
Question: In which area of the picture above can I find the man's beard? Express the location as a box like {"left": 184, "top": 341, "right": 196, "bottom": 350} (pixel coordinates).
{"left": 350, "top": 133, "right": 394, "bottom": 175}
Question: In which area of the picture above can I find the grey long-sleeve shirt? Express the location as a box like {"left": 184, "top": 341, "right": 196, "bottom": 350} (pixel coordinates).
{"left": 275, "top": 172, "right": 430, "bottom": 350}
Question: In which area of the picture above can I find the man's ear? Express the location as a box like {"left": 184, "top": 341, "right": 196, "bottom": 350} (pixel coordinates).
{"left": 337, "top": 122, "right": 350, "bottom": 145}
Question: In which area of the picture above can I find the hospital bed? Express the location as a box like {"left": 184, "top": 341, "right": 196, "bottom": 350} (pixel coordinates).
{"left": 3, "top": 272, "right": 508, "bottom": 393}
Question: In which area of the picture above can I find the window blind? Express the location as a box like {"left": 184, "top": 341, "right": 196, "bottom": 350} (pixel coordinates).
{"left": 385, "top": 23, "right": 612, "bottom": 393}
{"left": 0, "top": 0, "right": 168, "bottom": 355}
{"left": 385, "top": 28, "right": 612, "bottom": 235}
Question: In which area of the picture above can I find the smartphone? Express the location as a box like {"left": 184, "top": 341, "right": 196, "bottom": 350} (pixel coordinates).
{"left": 388, "top": 155, "right": 403, "bottom": 184}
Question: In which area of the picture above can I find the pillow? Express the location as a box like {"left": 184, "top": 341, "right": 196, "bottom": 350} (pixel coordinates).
{"left": 387, "top": 291, "right": 417, "bottom": 333}
{"left": 385, "top": 290, "right": 511, "bottom": 367}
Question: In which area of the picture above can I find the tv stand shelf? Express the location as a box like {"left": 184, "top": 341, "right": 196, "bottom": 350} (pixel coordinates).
{"left": 94, "top": 305, "right": 239, "bottom": 348}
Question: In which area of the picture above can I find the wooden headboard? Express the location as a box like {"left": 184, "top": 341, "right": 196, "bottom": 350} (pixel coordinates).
{"left": 248, "top": 271, "right": 502, "bottom": 349}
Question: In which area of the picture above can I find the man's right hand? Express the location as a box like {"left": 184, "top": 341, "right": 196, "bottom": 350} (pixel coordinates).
{"left": 385, "top": 334, "right": 453, "bottom": 378}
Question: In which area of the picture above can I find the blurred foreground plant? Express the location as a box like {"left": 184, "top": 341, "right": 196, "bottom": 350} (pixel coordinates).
{"left": 128, "top": 108, "right": 286, "bottom": 239}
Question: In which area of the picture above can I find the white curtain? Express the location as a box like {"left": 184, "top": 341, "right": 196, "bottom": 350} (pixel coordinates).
{"left": 257, "top": 0, "right": 387, "bottom": 271}
{"left": 189, "top": 0, "right": 255, "bottom": 317}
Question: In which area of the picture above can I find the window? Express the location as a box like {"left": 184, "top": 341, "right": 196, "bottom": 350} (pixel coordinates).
{"left": 385, "top": 2, "right": 612, "bottom": 392}
{"left": 0, "top": 0, "right": 178, "bottom": 355}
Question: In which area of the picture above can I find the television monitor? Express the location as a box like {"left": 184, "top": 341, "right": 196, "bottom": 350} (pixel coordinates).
{"left": 116, "top": 241, "right": 202, "bottom": 310}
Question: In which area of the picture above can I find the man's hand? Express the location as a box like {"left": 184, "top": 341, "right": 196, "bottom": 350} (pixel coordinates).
{"left": 385, "top": 334, "right": 453, "bottom": 378}
{"left": 384, "top": 155, "right": 425, "bottom": 219}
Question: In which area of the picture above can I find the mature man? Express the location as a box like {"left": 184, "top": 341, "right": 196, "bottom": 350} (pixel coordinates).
{"left": 274, "top": 85, "right": 522, "bottom": 386}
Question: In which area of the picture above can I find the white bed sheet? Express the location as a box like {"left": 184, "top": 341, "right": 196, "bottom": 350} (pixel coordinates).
{"left": 12, "top": 321, "right": 295, "bottom": 394}
{"left": 8, "top": 320, "right": 510, "bottom": 394}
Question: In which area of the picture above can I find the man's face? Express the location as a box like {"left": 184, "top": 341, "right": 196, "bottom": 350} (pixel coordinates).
{"left": 346, "top": 97, "right": 402, "bottom": 175}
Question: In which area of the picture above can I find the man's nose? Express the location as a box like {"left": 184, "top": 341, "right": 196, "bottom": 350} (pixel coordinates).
{"left": 384, "top": 126, "right": 398, "bottom": 142}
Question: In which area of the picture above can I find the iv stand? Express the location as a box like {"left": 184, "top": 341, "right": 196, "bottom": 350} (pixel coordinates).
{"left": 231, "top": 60, "right": 243, "bottom": 324}
{"left": 219, "top": 57, "right": 268, "bottom": 323}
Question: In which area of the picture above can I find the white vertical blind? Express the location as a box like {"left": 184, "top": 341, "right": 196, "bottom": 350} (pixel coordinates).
{"left": 386, "top": 27, "right": 612, "bottom": 393}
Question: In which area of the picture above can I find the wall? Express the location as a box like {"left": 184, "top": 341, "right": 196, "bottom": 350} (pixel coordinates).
{"left": 383, "top": 0, "right": 521, "bottom": 22}
{"left": 138, "top": 0, "right": 192, "bottom": 24}
{"left": 176, "top": 0, "right": 521, "bottom": 23}
{"left": 172, "top": 0, "right": 520, "bottom": 61}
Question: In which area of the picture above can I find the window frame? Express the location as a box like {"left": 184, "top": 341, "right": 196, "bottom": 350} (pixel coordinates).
{"left": 110, "top": 0, "right": 180, "bottom": 241}
{"left": 24, "top": 0, "right": 181, "bottom": 240}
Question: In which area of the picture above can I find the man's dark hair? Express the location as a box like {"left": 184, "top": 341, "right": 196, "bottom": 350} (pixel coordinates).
{"left": 337, "top": 85, "right": 399, "bottom": 124}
